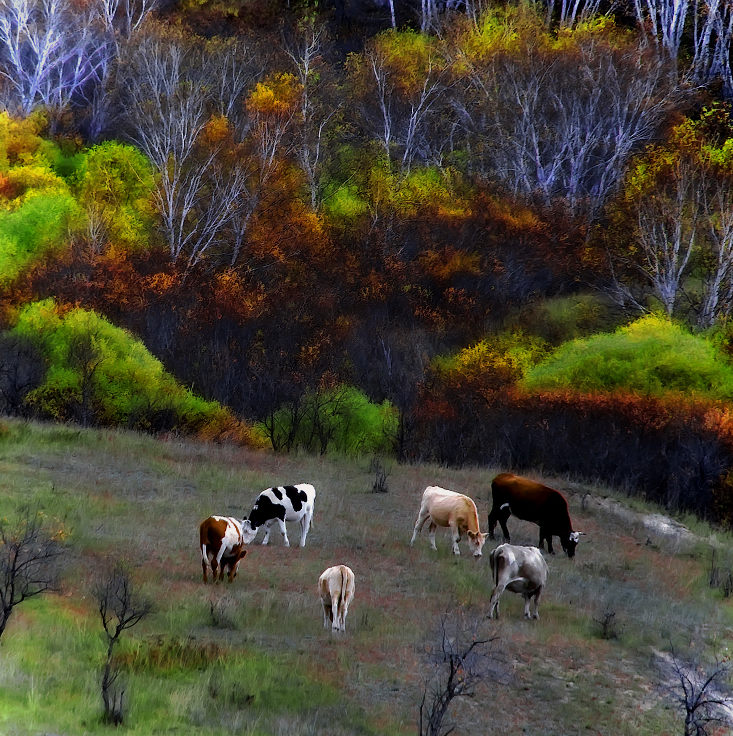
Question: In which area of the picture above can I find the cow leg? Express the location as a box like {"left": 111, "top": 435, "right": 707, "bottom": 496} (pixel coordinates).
{"left": 531, "top": 586, "right": 543, "bottom": 619}
{"left": 214, "top": 544, "right": 229, "bottom": 582}
{"left": 201, "top": 545, "right": 209, "bottom": 583}
{"left": 428, "top": 522, "right": 438, "bottom": 551}
{"left": 498, "top": 506, "right": 511, "bottom": 543}
{"left": 339, "top": 598, "right": 350, "bottom": 632}
{"left": 275, "top": 518, "right": 290, "bottom": 547}
{"left": 490, "top": 503, "right": 511, "bottom": 541}
{"left": 410, "top": 508, "right": 430, "bottom": 546}
{"left": 299, "top": 512, "right": 311, "bottom": 547}
{"left": 523, "top": 594, "right": 533, "bottom": 619}
{"left": 539, "top": 528, "right": 554, "bottom": 554}
{"left": 321, "top": 597, "right": 332, "bottom": 629}
{"left": 448, "top": 521, "right": 461, "bottom": 555}
{"left": 331, "top": 594, "right": 340, "bottom": 632}
{"left": 488, "top": 584, "right": 505, "bottom": 619}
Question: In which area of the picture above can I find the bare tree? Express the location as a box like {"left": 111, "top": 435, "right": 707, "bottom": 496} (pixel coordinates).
{"left": 453, "top": 14, "right": 683, "bottom": 216}
{"left": 632, "top": 154, "right": 701, "bottom": 316}
{"left": 0, "top": 0, "right": 111, "bottom": 122}
{"left": 663, "top": 644, "right": 733, "bottom": 736}
{"left": 697, "top": 167, "right": 733, "bottom": 327}
{"left": 543, "top": 0, "right": 612, "bottom": 27}
{"left": 353, "top": 34, "right": 449, "bottom": 173}
{"left": 94, "top": 563, "right": 152, "bottom": 726}
{"left": 630, "top": 0, "right": 733, "bottom": 97}
{"left": 0, "top": 507, "right": 63, "bottom": 640}
{"left": 284, "top": 19, "right": 338, "bottom": 210}
{"left": 121, "top": 30, "right": 249, "bottom": 268}
{"left": 418, "top": 612, "right": 499, "bottom": 736}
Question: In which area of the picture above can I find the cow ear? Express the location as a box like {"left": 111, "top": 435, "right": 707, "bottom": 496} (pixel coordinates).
{"left": 239, "top": 549, "right": 248, "bottom": 559}
{"left": 467, "top": 530, "right": 476, "bottom": 539}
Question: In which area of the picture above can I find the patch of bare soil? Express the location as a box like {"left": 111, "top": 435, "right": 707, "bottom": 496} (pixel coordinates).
{"left": 580, "top": 494, "right": 697, "bottom": 547}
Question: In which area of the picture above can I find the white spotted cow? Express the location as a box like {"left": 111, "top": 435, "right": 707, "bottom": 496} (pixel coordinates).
{"left": 410, "top": 486, "right": 487, "bottom": 558}
{"left": 241, "top": 484, "right": 316, "bottom": 547}
{"left": 318, "top": 565, "right": 355, "bottom": 633}
{"left": 199, "top": 516, "right": 248, "bottom": 583}
{"left": 488, "top": 543, "right": 548, "bottom": 619}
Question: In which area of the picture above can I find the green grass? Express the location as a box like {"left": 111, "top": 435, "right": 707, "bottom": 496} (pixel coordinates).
{"left": 0, "top": 418, "right": 732, "bottom": 734}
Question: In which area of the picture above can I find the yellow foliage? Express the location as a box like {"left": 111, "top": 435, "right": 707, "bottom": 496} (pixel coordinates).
{"left": 247, "top": 73, "right": 302, "bottom": 117}
{"left": 0, "top": 110, "right": 48, "bottom": 171}
{"left": 201, "top": 115, "right": 234, "bottom": 147}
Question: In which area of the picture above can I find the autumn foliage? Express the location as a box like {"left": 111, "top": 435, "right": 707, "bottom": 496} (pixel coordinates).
{"left": 0, "top": 2, "right": 732, "bottom": 520}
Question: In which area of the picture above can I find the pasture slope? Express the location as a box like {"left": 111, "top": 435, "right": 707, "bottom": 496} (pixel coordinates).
{"left": 0, "top": 418, "right": 732, "bottom": 735}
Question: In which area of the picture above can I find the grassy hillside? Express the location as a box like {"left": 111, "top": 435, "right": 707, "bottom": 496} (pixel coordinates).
{"left": 0, "top": 419, "right": 732, "bottom": 735}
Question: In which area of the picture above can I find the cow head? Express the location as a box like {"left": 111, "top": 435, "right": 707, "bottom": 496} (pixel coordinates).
{"left": 467, "top": 530, "right": 487, "bottom": 558}
{"left": 240, "top": 519, "right": 258, "bottom": 544}
{"left": 226, "top": 548, "right": 248, "bottom": 582}
{"left": 562, "top": 531, "right": 582, "bottom": 558}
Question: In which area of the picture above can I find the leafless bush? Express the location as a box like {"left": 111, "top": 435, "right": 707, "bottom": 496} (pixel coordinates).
{"left": 418, "top": 611, "right": 500, "bottom": 736}
{"left": 662, "top": 643, "right": 733, "bottom": 736}
{"left": 0, "top": 507, "right": 64, "bottom": 640}
{"left": 593, "top": 607, "right": 621, "bottom": 640}
{"left": 208, "top": 594, "right": 238, "bottom": 629}
{"left": 369, "top": 456, "right": 390, "bottom": 493}
{"left": 94, "top": 563, "right": 152, "bottom": 725}
{"left": 708, "top": 549, "right": 733, "bottom": 598}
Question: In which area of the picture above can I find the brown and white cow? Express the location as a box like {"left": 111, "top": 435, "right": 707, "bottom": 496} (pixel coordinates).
{"left": 488, "top": 543, "right": 548, "bottom": 619}
{"left": 318, "top": 565, "right": 355, "bottom": 633}
{"left": 488, "top": 473, "right": 581, "bottom": 558}
{"left": 410, "top": 486, "right": 487, "bottom": 557}
{"left": 199, "top": 516, "right": 248, "bottom": 583}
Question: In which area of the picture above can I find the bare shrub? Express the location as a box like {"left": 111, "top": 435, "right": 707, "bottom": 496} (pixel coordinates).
{"left": 708, "top": 549, "right": 733, "bottom": 598}
{"left": 94, "top": 563, "right": 152, "bottom": 725}
{"left": 369, "top": 456, "right": 390, "bottom": 493}
{"left": 0, "top": 507, "right": 64, "bottom": 640}
{"left": 662, "top": 643, "right": 733, "bottom": 736}
{"left": 593, "top": 607, "right": 621, "bottom": 640}
{"left": 418, "top": 611, "right": 500, "bottom": 736}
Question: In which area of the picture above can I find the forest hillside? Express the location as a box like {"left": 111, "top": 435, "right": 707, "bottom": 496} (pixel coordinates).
{"left": 1, "top": 0, "right": 733, "bottom": 518}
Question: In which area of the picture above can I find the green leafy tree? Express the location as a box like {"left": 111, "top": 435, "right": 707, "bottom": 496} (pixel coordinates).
{"left": 11, "top": 299, "right": 240, "bottom": 435}
{"left": 75, "top": 141, "right": 155, "bottom": 253}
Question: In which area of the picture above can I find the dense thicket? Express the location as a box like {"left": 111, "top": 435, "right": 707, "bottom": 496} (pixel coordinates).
{"left": 1, "top": 0, "right": 733, "bottom": 519}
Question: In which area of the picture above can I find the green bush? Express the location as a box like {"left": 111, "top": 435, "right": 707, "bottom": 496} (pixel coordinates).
{"left": 0, "top": 190, "right": 81, "bottom": 286}
{"left": 12, "top": 299, "right": 236, "bottom": 433}
{"left": 524, "top": 314, "right": 733, "bottom": 398}
{"left": 260, "top": 384, "right": 397, "bottom": 455}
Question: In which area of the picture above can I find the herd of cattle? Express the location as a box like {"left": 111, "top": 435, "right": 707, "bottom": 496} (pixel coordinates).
{"left": 198, "top": 473, "right": 582, "bottom": 631}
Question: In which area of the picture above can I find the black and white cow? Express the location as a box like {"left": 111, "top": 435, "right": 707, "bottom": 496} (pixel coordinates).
{"left": 241, "top": 483, "right": 316, "bottom": 547}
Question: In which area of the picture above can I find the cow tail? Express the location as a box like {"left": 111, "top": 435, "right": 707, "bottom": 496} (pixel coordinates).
{"left": 492, "top": 550, "right": 503, "bottom": 587}
{"left": 340, "top": 566, "right": 347, "bottom": 604}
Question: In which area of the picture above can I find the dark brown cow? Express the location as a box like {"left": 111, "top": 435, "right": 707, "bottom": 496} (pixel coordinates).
{"left": 199, "top": 516, "right": 248, "bottom": 583}
{"left": 488, "top": 473, "right": 581, "bottom": 558}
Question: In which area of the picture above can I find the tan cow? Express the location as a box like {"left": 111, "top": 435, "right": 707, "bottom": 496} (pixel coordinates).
{"left": 410, "top": 486, "right": 487, "bottom": 557}
{"left": 488, "top": 543, "right": 548, "bottom": 619}
{"left": 318, "top": 565, "right": 355, "bottom": 633}
{"left": 199, "top": 516, "right": 248, "bottom": 583}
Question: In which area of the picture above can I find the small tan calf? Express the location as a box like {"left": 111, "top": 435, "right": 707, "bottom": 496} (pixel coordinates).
{"left": 318, "top": 565, "right": 355, "bottom": 633}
